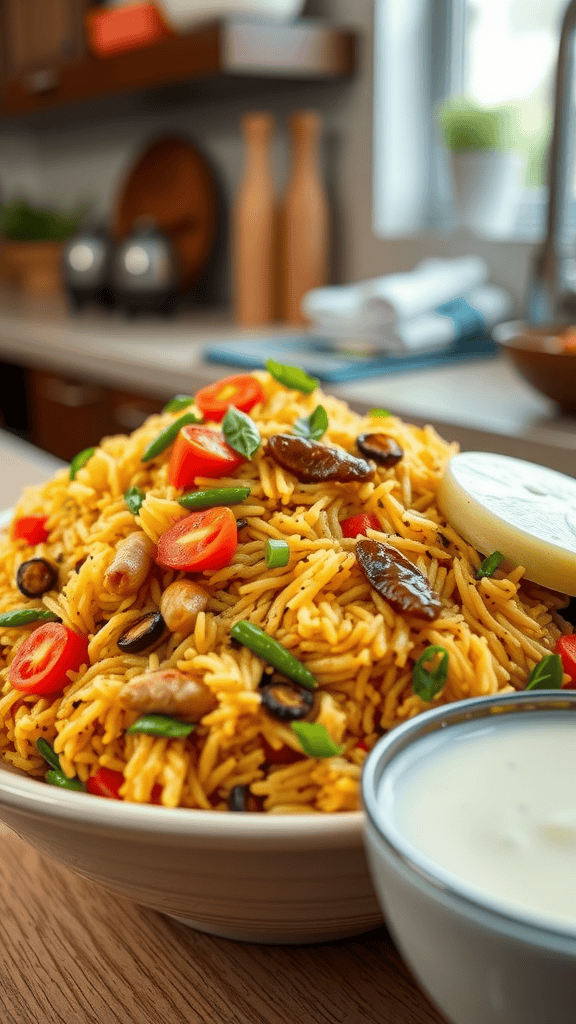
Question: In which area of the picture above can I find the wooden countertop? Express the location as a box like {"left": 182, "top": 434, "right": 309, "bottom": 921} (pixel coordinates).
{"left": 0, "top": 823, "right": 445, "bottom": 1024}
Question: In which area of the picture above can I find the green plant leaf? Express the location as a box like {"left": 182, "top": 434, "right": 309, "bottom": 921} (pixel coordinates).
{"left": 293, "top": 405, "right": 328, "bottom": 441}
{"left": 291, "top": 722, "right": 344, "bottom": 758}
{"left": 222, "top": 405, "right": 261, "bottom": 459}
{"left": 526, "top": 653, "right": 564, "bottom": 690}
{"left": 412, "top": 645, "right": 449, "bottom": 702}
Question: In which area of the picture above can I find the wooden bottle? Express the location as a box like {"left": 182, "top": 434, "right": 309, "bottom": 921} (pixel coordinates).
{"left": 232, "top": 112, "right": 276, "bottom": 325}
{"left": 281, "top": 110, "right": 330, "bottom": 325}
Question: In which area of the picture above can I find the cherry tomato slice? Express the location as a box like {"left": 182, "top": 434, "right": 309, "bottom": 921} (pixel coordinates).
{"left": 195, "top": 375, "right": 265, "bottom": 422}
{"left": 12, "top": 515, "right": 49, "bottom": 545}
{"left": 557, "top": 635, "right": 576, "bottom": 687}
{"left": 156, "top": 506, "right": 238, "bottom": 573}
{"left": 87, "top": 767, "right": 124, "bottom": 799}
{"left": 168, "top": 426, "right": 245, "bottom": 490}
{"left": 9, "top": 622, "right": 89, "bottom": 696}
{"left": 341, "top": 512, "right": 381, "bottom": 539}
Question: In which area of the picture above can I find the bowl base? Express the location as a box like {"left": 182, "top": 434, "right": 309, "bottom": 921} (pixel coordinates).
{"left": 164, "top": 911, "right": 383, "bottom": 945}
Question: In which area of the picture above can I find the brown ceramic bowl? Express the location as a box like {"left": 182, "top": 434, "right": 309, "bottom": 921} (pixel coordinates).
{"left": 493, "top": 320, "right": 576, "bottom": 413}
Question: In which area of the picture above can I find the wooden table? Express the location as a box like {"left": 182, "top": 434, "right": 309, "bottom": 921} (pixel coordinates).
{"left": 0, "top": 823, "right": 445, "bottom": 1024}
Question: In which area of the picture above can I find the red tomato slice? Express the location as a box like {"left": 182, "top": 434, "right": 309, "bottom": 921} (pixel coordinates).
{"left": 195, "top": 375, "right": 265, "bottom": 422}
{"left": 87, "top": 767, "right": 124, "bottom": 799}
{"left": 168, "top": 426, "right": 245, "bottom": 489}
{"left": 557, "top": 635, "right": 576, "bottom": 686}
{"left": 12, "top": 515, "right": 49, "bottom": 545}
{"left": 341, "top": 512, "right": 381, "bottom": 539}
{"left": 156, "top": 507, "right": 237, "bottom": 572}
{"left": 9, "top": 622, "right": 89, "bottom": 696}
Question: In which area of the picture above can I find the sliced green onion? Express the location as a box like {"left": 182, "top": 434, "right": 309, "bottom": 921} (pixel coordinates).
{"left": 45, "top": 769, "right": 84, "bottom": 791}
{"left": 126, "top": 714, "right": 195, "bottom": 739}
{"left": 476, "top": 551, "right": 503, "bottom": 579}
{"left": 124, "top": 486, "right": 145, "bottom": 516}
{"left": 412, "top": 645, "right": 449, "bottom": 701}
{"left": 265, "top": 538, "right": 290, "bottom": 569}
{"left": 231, "top": 620, "right": 317, "bottom": 690}
{"left": 36, "top": 738, "right": 61, "bottom": 771}
{"left": 0, "top": 608, "right": 61, "bottom": 627}
{"left": 222, "top": 405, "right": 261, "bottom": 459}
{"left": 179, "top": 486, "right": 251, "bottom": 511}
{"left": 266, "top": 359, "right": 318, "bottom": 395}
{"left": 368, "top": 408, "right": 391, "bottom": 419}
{"left": 293, "top": 404, "right": 328, "bottom": 441}
{"left": 69, "top": 447, "right": 96, "bottom": 480}
{"left": 526, "top": 653, "right": 564, "bottom": 690}
{"left": 163, "top": 395, "right": 196, "bottom": 413}
{"left": 142, "top": 412, "right": 201, "bottom": 462}
{"left": 291, "top": 722, "right": 344, "bottom": 758}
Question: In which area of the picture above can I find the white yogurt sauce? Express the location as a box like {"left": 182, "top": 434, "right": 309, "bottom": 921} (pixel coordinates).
{"left": 379, "top": 712, "right": 576, "bottom": 930}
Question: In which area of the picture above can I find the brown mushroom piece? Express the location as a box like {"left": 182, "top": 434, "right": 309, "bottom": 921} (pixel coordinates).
{"left": 357, "top": 433, "right": 404, "bottom": 468}
{"left": 16, "top": 558, "right": 58, "bottom": 598}
{"left": 119, "top": 669, "right": 217, "bottom": 722}
{"left": 160, "top": 580, "right": 208, "bottom": 634}
{"left": 267, "top": 434, "right": 375, "bottom": 483}
{"left": 356, "top": 538, "right": 442, "bottom": 621}
{"left": 104, "top": 532, "right": 154, "bottom": 596}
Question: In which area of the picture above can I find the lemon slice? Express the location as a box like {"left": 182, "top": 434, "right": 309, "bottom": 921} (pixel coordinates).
{"left": 438, "top": 452, "right": 576, "bottom": 596}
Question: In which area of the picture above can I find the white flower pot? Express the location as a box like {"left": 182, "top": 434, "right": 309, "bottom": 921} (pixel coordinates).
{"left": 158, "top": 0, "right": 306, "bottom": 31}
{"left": 450, "top": 149, "right": 527, "bottom": 239}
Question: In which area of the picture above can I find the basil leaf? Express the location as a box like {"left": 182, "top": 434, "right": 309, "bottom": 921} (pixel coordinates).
{"left": 124, "top": 486, "right": 145, "bottom": 516}
{"left": 526, "top": 653, "right": 564, "bottom": 690}
{"left": 222, "top": 405, "right": 261, "bottom": 459}
{"left": 412, "top": 645, "right": 449, "bottom": 701}
{"left": 266, "top": 360, "right": 318, "bottom": 395}
{"left": 368, "top": 408, "right": 391, "bottom": 418}
{"left": 163, "top": 395, "right": 195, "bottom": 413}
{"left": 70, "top": 447, "right": 96, "bottom": 480}
{"left": 126, "top": 714, "right": 195, "bottom": 739}
{"left": 291, "top": 722, "right": 344, "bottom": 758}
{"left": 0, "top": 608, "right": 61, "bottom": 627}
{"left": 476, "top": 551, "right": 503, "bottom": 579}
{"left": 293, "top": 404, "right": 328, "bottom": 441}
{"left": 36, "top": 738, "right": 61, "bottom": 771}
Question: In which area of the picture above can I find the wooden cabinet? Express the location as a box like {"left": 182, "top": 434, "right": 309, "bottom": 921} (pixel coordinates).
{"left": 2, "top": 0, "right": 86, "bottom": 78}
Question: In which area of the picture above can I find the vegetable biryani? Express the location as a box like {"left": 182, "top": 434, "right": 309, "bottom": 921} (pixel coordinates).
{"left": 0, "top": 365, "right": 573, "bottom": 812}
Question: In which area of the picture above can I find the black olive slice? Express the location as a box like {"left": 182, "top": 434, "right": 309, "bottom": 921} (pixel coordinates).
{"left": 236, "top": 518, "right": 249, "bottom": 532}
{"left": 16, "top": 558, "right": 58, "bottom": 598}
{"left": 260, "top": 680, "right": 314, "bottom": 722}
{"left": 357, "top": 433, "right": 404, "bottom": 467}
{"left": 117, "top": 612, "right": 165, "bottom": 654}
{"left": 229, "top": 785, "right": 250, "bottom": 812}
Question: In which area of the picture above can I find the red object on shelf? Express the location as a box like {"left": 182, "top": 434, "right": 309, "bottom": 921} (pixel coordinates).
{"left": 86, "top": 3, "right": 173, "bottom": 58}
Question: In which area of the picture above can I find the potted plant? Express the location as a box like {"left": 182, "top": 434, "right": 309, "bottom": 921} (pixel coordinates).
{"left": 437, "top": 101, "right": 527, "bottom": 238}
{"left": 0, "top": 199, "right": 87, "bottom": 294}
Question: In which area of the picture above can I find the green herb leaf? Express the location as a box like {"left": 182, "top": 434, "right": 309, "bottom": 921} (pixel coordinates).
{"left": 526, "top": 653, "right": 564, "bottom": 690}
{"left": 265, "top": 538, "right": 290, "bottom": 569}
{"left": 222, "top": 405, "right": 261, "bottom": 459}
{"left": 0, "top": 608, "right": 61, "bottom": 627}
{"left": 293, "top": 404, "right": 328, "bottom": 441}
{"left": 291, "top": 722, "right": 344, "bottom": 758}
{"left": 412, "top": 645, "right": 449, "bottom": 701}
{"left": 231, "top": 620, "right": 317, "bottom": 690}
{"left": 45, "top": 769, "right": 84, "bottom": 791}
{"left": 126, "top": 714, "right": 195, "bottom": 739}
{"left": 368, "top": 408, "right": 391, "bottom": 419}
{"left": 69, "top": 447, "right": 96, "bottom": 480}
{"left": 476, "top": 551, "right": 504, "bottom": 579}
{"left": 36, "top": 738, "right": 61, "bottom": 771}
{"left": 141, "top": 412, "right": 201, "bottom": 462}
{"left": 179, "top": 486, "right": 251, "bottom": 511}
{"left": 162, "top": 395, "right": 196, "bottom": 413}
{"left": 266, "top": 360, "right": 318, "bottom": 395}
{"left": 124, "top": 486, "right": 145, "bottom": 516}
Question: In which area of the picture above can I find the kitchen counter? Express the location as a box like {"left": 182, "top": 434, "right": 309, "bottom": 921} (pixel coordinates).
{"left": 0, "top": 292, "right": 574, "bottom": 475}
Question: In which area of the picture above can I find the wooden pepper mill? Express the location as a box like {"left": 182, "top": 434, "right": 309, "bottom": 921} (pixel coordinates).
{"left": 280, "top": 110, "right": 330, "bottom": 325}
{"left": 232, "top": 111, "right": 276, "bottom": 325}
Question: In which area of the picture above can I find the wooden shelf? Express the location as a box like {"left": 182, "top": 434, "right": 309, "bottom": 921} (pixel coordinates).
{"left": 0, "top": 19, "right": 357, "bottom": 119}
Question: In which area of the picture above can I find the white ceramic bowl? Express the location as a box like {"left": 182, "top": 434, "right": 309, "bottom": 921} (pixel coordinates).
{"left": 362, "top": 692, "right": 576, "bottom": 1024}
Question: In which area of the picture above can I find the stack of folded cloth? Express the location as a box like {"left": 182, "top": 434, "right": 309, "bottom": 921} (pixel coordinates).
{"left": 302, "top": 256, "right": 513, "bottom": 353}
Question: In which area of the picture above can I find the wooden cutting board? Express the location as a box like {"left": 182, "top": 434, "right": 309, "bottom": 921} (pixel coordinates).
{"left": 113, "top": 136, "right": 219, "bottom": 289}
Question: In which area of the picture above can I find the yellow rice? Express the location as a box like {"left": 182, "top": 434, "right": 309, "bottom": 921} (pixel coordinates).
{"left": 0, "top": 372, "right": 571, "bottom": 812}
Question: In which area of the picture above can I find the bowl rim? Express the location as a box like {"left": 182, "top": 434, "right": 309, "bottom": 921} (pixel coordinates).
{"left": 493, "top": 318, "right": 575, "bottom": 352}
{"left": 362, "top": 690, "right": 576, "bottom": 944}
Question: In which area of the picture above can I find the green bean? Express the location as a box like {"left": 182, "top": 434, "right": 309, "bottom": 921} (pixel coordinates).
{"left": 178, "top": 486, "right": 251, "bottom": 511}
{"left": 265, "top": 539, "right": 290, "bottom": 569}
{"left": 476, "top": 551, "right": 503, "bottom": 579}
{"left": 45, "top": 769, "right": 84, "bottom": 791}
{"left": 0, "top": 608, "right": 60, "bottom": 627}
{"left": 36, "top": 738, "right": 61, "bottom": 771}
{"left": 163, "top": 395, "right": 196, "bottom": 413}
{"left": 230, "top": 620, "right": 317, "bottom": 690}
{"left": 126, "top": 714, "right": 195, "bottom": 739}
{"left": 69, "top": 447, "right": 96, "bottom": 480}
{"left": 141, "top": 412, "right": 201, "bottom": 462}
